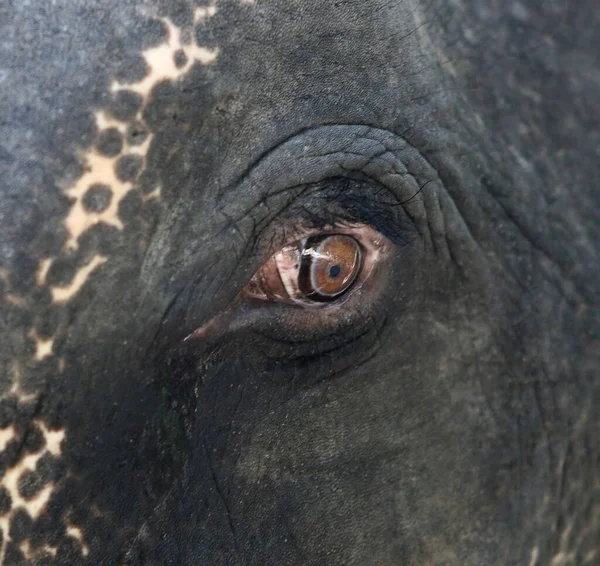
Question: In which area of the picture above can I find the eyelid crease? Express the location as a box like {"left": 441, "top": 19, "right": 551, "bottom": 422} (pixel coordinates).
{"left": 216, "top": 125, "right": 434, "bottom": 261}
{"left": 247, "top": 177, "right": 418, "bottom": 270}
{"left": 217, "top": 124, "right": 425, "bottom": 212}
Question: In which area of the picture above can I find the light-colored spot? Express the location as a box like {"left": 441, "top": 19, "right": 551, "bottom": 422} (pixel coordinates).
{"left": 67, "top": 526, "right": 89, "bottom": 556}
{"left": 18, "top": 540, "right": 30, "bottom": 559}
{"left": 34, "top": 337, "right": 54, "bottom": 361}
{"left": 17, "top": 540, "right": 57, "bottom": 560}
{"left": 29, "top": 329, "right": 54, "bottom": 362}
{"left": 142, "top": 185, "right": 162, "bottom": 203}
{"left": 4, "top": 294, "right": 23, "bottom": 306}
{"left": 96, "top": 110, "right": 128, "bottom": 134}
{"left": 194, "top": 4, "right": 217, "bottom": 21}
{"left": 6, "top": 364, "right": 37, "bottom": 403}
{"left": 585, "top": 549, "right": 598, "bottom": 563}
{"left": 43, "top": 545, "right": 58, "bottom": 557}
{"left": 560, "top": 522, "right": 573, "bottom": 549}
{"left": 528, "top": 546, "right": 539, "bottom": 566}
{"left": 37, "top": 421, "right": 65, "bottom": 456}
{"left": 0, "top": 427, "right": 16, "bottom": 452}
{"left": 550, "top": 551, "right": 572, "bottom": 566}
{"left": 0, "top": 519, "right": 8, "bottom": 564}
{"left": 90, "top": 504, "right": 104, "bottom": 518}
{"left": 20, "top": 543, "right": 58, "bottom": 560}
{"left": 51, "top": 254, "right": 107, "bottom": 304}
{"left": 36, "top": 258, "right": 54, "bottom": 287}
{"left": 7, "top": 384, "right": 36, "bottom": 404}
{"left": 127, "top": 132, "right": 153, "bottom": 156}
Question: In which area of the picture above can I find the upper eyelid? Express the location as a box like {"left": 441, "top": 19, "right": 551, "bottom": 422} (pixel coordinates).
{"left": 253, "top": 179, "right": 418, "bottom": 259}
{"left": 238, "top": 162, "right": 425, "bottom": 260}
{"left": 217, "top": 124, "right": 438, "bottom": 234}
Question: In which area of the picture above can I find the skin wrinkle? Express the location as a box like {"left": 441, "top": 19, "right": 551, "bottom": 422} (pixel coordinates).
{"left": 203, "top": 437, "right": 240, "bottom": 554}
{"left": 270, "top": 311, "right": 389, "bottom": 408}
{"left": 483, "top": 179, "right": 585, "bottom": 307}
{"left": 219, "top": 126, "right": 435, "bottom": 230}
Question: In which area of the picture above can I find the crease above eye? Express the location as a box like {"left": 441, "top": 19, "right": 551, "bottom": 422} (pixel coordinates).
{"left": 242, "top": 223, "right": 391, "bottom": 307}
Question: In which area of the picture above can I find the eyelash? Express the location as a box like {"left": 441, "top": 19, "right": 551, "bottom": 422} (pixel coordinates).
{"left": 253, "top": 177, "right": 418, "bottom": 258}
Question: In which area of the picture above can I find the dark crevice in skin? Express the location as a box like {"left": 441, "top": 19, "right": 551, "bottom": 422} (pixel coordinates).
{"left": 203, "top": 437, "right": 240, "bottom": 557}
{"left": 531, "top": 379, "right": 556, "bottom": 474}
{"left": 258, "top": 323, "right": 375, "bottom": 367}
{"left": 214, "top": 125, "right": 442, "bottom": 239}
{"left": 217, "top": 124, "right": 323, "bottom": 199}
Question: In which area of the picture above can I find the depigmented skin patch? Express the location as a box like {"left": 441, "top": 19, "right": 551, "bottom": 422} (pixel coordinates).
{"left": 0, "top": 428, "right": 16, "bottom": 452}
{"left": 28, "top": 329, "right": 54, "bottom": 362}
{"left": 6, "top": 363, "right": 37, "bottom": 404}
{"left": 0, "top": 7, "right": 221, "bottom": 563}
{"left": 50, "top": 254, "right": 108, "bottom": 304}
{"left": 35, "top": 258, "right": 53, "bottom": 288}
{"left": 64, "top": 15, "right": 218, "bottom": 251}
{"left": 66, "top": 526, "right": 89, "bottom": 557}
{"left": 0, "top": 423, "right": 65, "bottom": 562}
{"left": 584, "top": 549, "right": 598, "bottom": 563}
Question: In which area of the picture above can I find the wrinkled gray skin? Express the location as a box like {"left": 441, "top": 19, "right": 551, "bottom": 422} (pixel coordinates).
{"left": 0, "top": 0, "right": 598, "bottom": 564}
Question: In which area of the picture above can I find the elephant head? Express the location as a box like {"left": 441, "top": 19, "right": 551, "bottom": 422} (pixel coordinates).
{"left": 0, "top": 0, "right": 598, "bottom": 564}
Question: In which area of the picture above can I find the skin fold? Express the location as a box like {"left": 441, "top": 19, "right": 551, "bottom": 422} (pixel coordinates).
{"left": 0, "top": 0, "right": 598, "bottom": 564}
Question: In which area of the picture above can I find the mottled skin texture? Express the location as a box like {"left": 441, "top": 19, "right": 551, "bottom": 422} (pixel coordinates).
{"left": 0, "top": 0, "right": 598, "bottom": 564}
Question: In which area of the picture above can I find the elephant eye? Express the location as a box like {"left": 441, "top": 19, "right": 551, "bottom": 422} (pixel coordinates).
{"left": 243, "top": 224, "right": 388, "bottom": 306}
{"left": 185, "top": 222, "right": 393, "bottom": 343}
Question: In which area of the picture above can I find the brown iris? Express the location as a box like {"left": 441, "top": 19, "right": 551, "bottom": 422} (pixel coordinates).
{"left": 300, "top": 235, "right": 361, "bottom": 300}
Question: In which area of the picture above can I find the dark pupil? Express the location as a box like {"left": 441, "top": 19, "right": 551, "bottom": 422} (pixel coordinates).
{"left": 329, "top": 265, "right": 341, "bottom": 278}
